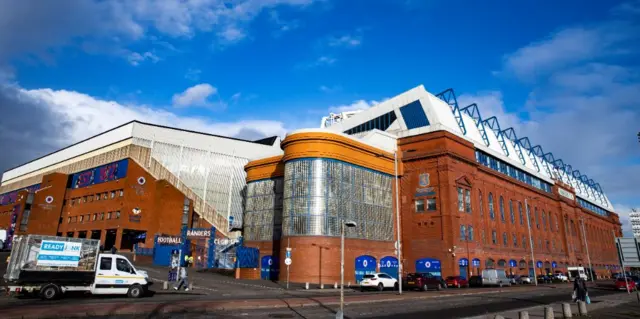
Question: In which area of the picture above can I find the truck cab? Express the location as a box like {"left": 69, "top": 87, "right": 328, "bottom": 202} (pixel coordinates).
{"left": 92, "top": 253, "right": 149, "bottom": 296}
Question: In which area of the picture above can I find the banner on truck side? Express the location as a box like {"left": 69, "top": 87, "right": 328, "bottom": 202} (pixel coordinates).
{"left": 36, "top": 240, "right": 82, "bottom": 267}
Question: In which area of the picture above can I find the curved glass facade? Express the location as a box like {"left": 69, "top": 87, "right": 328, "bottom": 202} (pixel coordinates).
{"left": 243, "top": 178, "right": 284, "bottom": 241}
{"left": 282, "top": 158, "right": 394, "bottom": 240}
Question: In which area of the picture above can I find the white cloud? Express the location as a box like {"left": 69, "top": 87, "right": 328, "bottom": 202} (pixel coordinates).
{"left": 0, "top": 0, "right": 322, "bottom": 64}
{"left": 328, "top": 34, "right": 362, "bottom": 48}
{"left": 172, "top": 83, "right": 218, "bottom": 108}
{"left": 329, "top": 99, "right": 383, "bottom": 113}
{"left": 184, "top": 68, "right": 202, "bottom": 81}
{"left": 127, "top": 51, "right": 160, "bottom": 66}
{"left": 457, "top": 91, "right": 522, "bottom": 130}
{"left": 614, "top": 203, "right": 637, "bottom": 237}
{"left": 0, "top": 80, "right": 290, "bottom": 175}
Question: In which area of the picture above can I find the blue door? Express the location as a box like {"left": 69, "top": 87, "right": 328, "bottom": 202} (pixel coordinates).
{"left": 380, "top": 256, "right": 399, "bottom": 279}
{"left": 416, "top": 258, "right": 442, "bottom": 277}
{"left": 459, "top": 258, "right": 468, "bottom": 279}
{"left": 355, "top": 255, "right": 377, "bottom": 283}
{"left": 152, "top": 235, "right": 182, "bottom": 266}
{"left": 261, "top": 255, "right": 279, "bottom": 280}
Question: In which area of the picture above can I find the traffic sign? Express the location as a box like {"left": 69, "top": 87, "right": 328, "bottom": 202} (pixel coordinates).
{"left": 285, "top": 258, "right": 292, "bottom": 266}
{"left": 286, "top": 250, "right": 291, "bottom": 259}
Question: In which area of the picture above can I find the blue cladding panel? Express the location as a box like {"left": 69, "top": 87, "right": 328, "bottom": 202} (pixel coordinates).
{"left": 399, "top": 100, "right": 430, "bottom": 130}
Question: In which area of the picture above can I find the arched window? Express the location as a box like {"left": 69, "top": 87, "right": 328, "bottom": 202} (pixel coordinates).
{"left": 479, "top": 191, "right": 484, "bottom": 217}
{"left": 534, "top": 207, "right": 539, "bottom": 229}
{"left": 509, "top": 200, "right": 515, "bottom": 224}
{"left": 492, "top": 230, "right": 497, "bottom": 244}
{"left": 519, "top": 202, "right": 524, "bottom": 225}
{"left": 499, "top": 196, "right": 505, "bottom": 222}
{"left": 488, "top": 193, "right": 495, "bottom": 220}
{"left": 513, "top": 233, "right": 517, "bottom": 247}
{"left": 460, "top": 225, "right": 466, "bottom": 240}
{"left": 468, "top": 225, "right": 474, "bottom": 241}
{"left": 522, "top": 235, "right": 527, "bottom": 249}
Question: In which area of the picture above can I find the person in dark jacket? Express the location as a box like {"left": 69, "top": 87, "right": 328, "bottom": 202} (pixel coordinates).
{"left": 573, "top": 277, "right": 588, "bottom": 302}
{"left": 110, "top": 246, "right": 117, "bottom": 254}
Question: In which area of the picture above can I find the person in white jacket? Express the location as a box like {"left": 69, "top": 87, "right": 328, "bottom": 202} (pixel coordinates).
{"left": 173, "top": 266, "right": 189, "bottom": 291}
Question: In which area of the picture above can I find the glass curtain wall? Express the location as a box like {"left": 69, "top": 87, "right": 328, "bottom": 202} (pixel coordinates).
{"left": 243, "top": 178, "right": 284, "bottom": 241}
{"left": 282, "top": 158, "right": 394, "bottom": 241}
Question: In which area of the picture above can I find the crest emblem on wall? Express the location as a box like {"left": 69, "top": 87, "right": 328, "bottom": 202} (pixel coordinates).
{"left": 419, "top": 173, "right": 430, "bottom": 187}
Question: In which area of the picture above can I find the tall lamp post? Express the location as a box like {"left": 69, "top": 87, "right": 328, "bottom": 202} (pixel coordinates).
{"left": 524, "top": 197, "right": 538, "bottom": 286}
{"left": 579, "top": 218, "right": 594, "bottom": 282}
{"left": 394, "top": 150, "right": 403, "bottom": 294}
{"left": 337, "top": 220, "right": 357, "bottom": 319}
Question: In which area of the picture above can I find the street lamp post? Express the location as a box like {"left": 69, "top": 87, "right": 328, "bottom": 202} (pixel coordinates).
{"left": 337, "top": 220, "right": 357, "bottom": 319}
{"left": 524, "top": 198, "right": 538, "bottom": 286}
{"left": 579, "top": 218, "right": 594, "bottom": 282}
{"left": 394, "top": 150, "right": 403, "bottom": 294}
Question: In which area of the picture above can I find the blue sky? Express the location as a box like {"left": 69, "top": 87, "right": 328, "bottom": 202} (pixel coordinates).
{"left": 0, "top": 0, "right": 638, "bottom": 231}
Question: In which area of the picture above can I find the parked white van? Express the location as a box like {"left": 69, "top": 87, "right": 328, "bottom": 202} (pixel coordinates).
{"left": 481, "top": 269, "right": 511, "bottom": 287}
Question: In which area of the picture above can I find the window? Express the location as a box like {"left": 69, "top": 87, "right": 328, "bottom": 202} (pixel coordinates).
{"left": 519, "top": 202, "right": 524, "bottom": 225}
{"left": 481, "top": 230, "right": 486, "bottom": 244}
{"left": 465, "top": 189, "right": 471, "bottom": 213}
{"left": 546, "top": 240, "right": 550, "bottom": 251}
{"left": 499, "top": 196, "right": 505, "bottom": 222}
{"left": 522, "top": 235, "right": 527, "bottom": 249}
{"left": 19, "top": 209, "right": 31, "bottom": 231}
{"left": 488, "top": 193, "right": 495, "bottom": 220}
{"left": 426, "top": 198, "right": 437, "bottom": 211}
{"left": 67, "top": 217, "right": 71, "bottom": 223}
{"left": 492, "top": 230, "right": 497, "bottom": 244}
{"left": 119, "top": 190, "right": 124, "bottom": 197}
{"left": 479, "top": 191, "right": 484, "bottom": 217}
{"left": 95, "top": 194, "right": 100, "bottom": 201}
{"left": 468, "top": 226, "right": 474, "bottom": 241}
{"left": 79, "top": 215, "right": 84, "bottom": 223}
{"left": 99, "top": 257, "right": 112, "bottom": 270}
{"left": 103, "top": 193, "right": 108, "bottom": 200}
{"left": 92, "top": 213, "right": 97, "bottom": 221}
{"left": 535, "top": 208, "right": 539, "bottom": 229}
{"left": 110, "top": 191, "right": 116, "bottom": 199}
{"left": 474, "top": 150, "right": 553, "bottom": 193}
{"left": 99, "top": 212, "right": 104, "bottom": 220}
{"left": 115, "top": 211, "right": 121, "bottom": 219}
{"left": 86, "top": 214, "right": 90, "bottom": 222}
{"left": 513, "top": 233, "right": 517, "bottom": 247}
{"left": 509, "top": 200, "right": 515, "bottom": 224}
{"left": 116, "top": 258, "right": 133, "bottom": 273}
{"left": 502, "top": 232, "right": 508, "bottom": 246}
{"left": 415, "top": 199, "right": 425, "bottom": 213}
{"left": 542, "top": 211, "right": 547, "bottom": 231}
{"left": 107, "top": 212, "right": 112, "bottom": 219}
{"left": 460, "top": 225, "right": 467, "bottom": 240}
{"left": 457, "top": 188, "right": 464, "bottom": 212}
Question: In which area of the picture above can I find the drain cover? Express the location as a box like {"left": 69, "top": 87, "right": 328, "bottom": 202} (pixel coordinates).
{"left": 267, "top": 314, "right": 295, "bottom": 318}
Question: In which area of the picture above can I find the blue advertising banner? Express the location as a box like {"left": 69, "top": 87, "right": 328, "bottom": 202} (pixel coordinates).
{"left": 5, "top": 205, "right": 19, "bottom": 250}
{"left": 355, "top": 255, "right": 377, "bottom": 283}
{"left": 509, "top": 260, "right": 518, "bottom": 268}
{"left": 416, "top": 258, "right": 441, "bottom": 277}
{"left": 472, "top": 258, "right": 481, "bottom": 267}
{"left": 0, "top": 184, "right": 40, "bottom": 206}
{"left": 71, "top": 159, "right": 128, "bottom": 189}
{"left": 380, "top": 256, "right": 399, "bottom": 279}
{"left": 459, "top": 258, "right": 469, "bottom": 267}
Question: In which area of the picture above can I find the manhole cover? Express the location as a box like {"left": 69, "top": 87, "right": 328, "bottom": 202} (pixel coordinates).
{"left": 268, "top": 314, "right": 295, "bottom": 318}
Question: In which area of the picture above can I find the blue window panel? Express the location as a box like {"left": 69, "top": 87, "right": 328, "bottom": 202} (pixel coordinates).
{"left": 399, "top": 100, "right": 430, "bottom": 130}
{"left": 344, "top": 111, "right": 397, "bottom": 135}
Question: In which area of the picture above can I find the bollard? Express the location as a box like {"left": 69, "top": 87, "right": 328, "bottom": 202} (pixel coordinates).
{"left": 544, "top": 306, "right": 554, "bottom": 319}
{"left": 320, "top": 283, "right": 324, "bottom": 289}
{"left": 188, "top": 282, "right": 193, "bottom": 290}
{"left": 562, "top": 303, "right": 572, "bottom": 318}
{"left": 334, "top": 282, "right": 338, "bottom": 289}
{"left": 348, "top": 281, "right": 351, "bottom": 287}
{"left": 519, "top": 310, "right": 529, "bottom": 319}
{"left": 163, "top": 281, "right": 168, "bottom": 290}
{"left": 494, "top": 315, "right": 505, "bottom": 319}
{"left": 578, "top": 301, "right": 587, "bottom": 316}
{"left": 305, "top": 282, "right": 309, "bottom": 290}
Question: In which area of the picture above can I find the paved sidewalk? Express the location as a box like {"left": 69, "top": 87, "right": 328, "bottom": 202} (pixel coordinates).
{"left": 588, "top": 300, "right": 640, "bottom": 318}
{"left": 464, "top": 290, "right": 638, "bottom": 319}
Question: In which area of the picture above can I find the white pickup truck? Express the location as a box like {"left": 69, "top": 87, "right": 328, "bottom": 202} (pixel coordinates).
{"left": 4, "top": 235, "right": 151, "bottom": 300}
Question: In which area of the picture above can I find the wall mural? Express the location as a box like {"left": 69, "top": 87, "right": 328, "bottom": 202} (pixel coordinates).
{"left": 71, "top": 159, "right": 129, "bottom": 189}
{"left": 0, "top": 184, "right": 40, "bottom": 206}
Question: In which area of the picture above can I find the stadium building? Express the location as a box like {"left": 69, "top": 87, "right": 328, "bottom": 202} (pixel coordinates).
{"left": 0, "top": 85, "right": 623, "bottom": 283}
{"left": 0, "top": 121, "right": 281, "bottom": 254}
{"left": 241, "top": 85, "right": 622, "bottom": 284}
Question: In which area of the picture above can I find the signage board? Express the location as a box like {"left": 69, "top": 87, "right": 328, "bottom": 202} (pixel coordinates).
{"left": 37, "top": 240, "right": 82, "bottom": 267}
{"left": 558, "top": 188, "right": 575, "bottom": 200}
{"left": 157, "top": 236, "right": 183, "bottom": 245}
{"left": 186, "top": 229, "right": 212, "bottom": 238}
{"left": 285, "top": 258, "right": 292, "bottom": 266}
{"left": 616, "top": 237, "right": 640, "bottom": 267}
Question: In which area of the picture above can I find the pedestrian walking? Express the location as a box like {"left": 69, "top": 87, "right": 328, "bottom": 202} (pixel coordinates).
{"left": 573, "top": 277, "right": 587, "bottom": 302}
{"left": 173, "top": 266, "right": 189, "bottom": 291}
{"left": 110, "top": 246, "right": 117, "bottom": 254}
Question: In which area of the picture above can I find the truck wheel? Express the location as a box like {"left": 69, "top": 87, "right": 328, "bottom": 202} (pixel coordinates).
{"left": 40, "top": 284, "right": 60, "bottom": 300}
{"left": 128, "top": 284, "right": 144, "bottom": 298}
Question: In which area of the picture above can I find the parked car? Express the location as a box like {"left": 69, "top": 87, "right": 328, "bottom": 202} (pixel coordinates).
{"left": 518, "top": 275, "right": 532, "bottom": 284}
{"left": 553, "top": 272, "right": 569, "bottom": 282}
{"left": 537, "top": 275, "right": 553, "bottom": 284}
{"left": 445, "top": 276, "right": 469, "bottom": 288}
{"left": 403, "top": 273, "right": 446, "bottom": 291}
{"left": 468, "top": 275, "right": 483, "bottom": 287}
{"left": 615, "top": 277, "right": 637, "bottom": 291}
{"left": 481, "top": 269, "right": 511, "bottom": 287}
{"left": 360, "top": 273, "right": 398, "bottom": 291}
{"left": 508, "top": 275, "right": 520, "bottom": 285}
